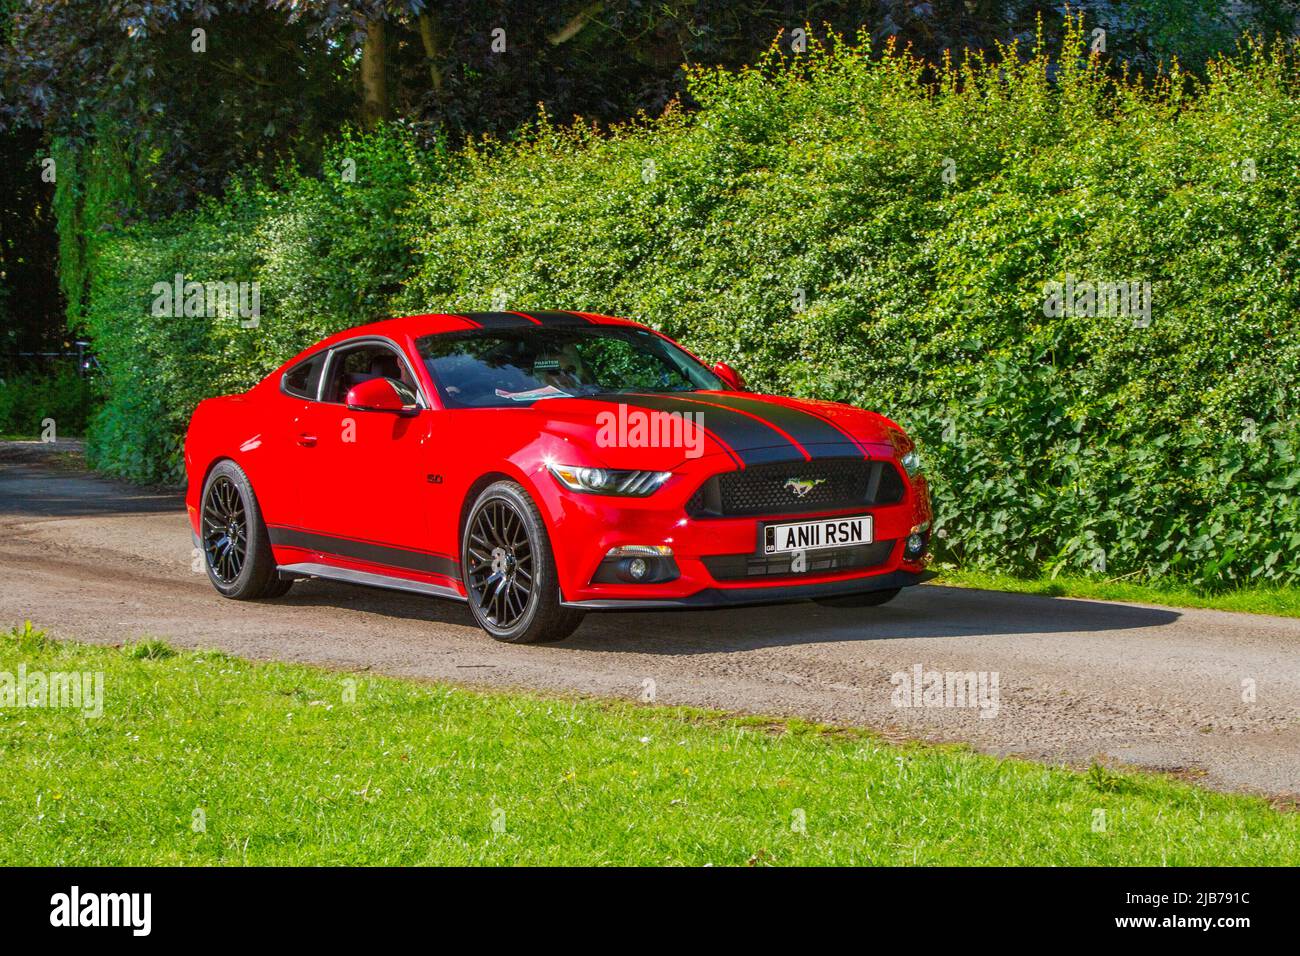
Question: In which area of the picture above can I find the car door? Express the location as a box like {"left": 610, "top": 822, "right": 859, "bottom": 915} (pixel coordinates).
{"left": 292, "top": 338, "right": 442, "bottom": 577}
{"left": 261, "top": 348, "right": 328, "bottom": 532}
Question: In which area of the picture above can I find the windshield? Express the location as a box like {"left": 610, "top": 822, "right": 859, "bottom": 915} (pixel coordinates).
{"left": 415, "top": 326, "right": 725, "bottom": 409}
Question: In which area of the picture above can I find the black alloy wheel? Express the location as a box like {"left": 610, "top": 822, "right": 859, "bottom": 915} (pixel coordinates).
{"left": 466, "top": 497, "right": 535, "bottom": 630}
{"left": 202, "top": 475, "right": 248, "bottom": 585}
{"left": 461, "top": 481, "right": 584, "bottom": 644}
{"left": 199, "top": 460, "right": 292, "bottom": 600}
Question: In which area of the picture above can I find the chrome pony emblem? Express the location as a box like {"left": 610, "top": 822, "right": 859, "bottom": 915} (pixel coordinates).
{"left": 783, "top": 477, "right": 826, "bottom": 498}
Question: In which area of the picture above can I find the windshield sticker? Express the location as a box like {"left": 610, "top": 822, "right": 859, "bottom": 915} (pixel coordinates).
{"left": 494, "top": 385, "right": 572, "bottom": 402}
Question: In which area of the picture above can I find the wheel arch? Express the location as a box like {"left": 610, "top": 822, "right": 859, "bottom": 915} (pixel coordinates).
{"left": 458, "top": 470, "right": 519, "bottom": 546}
{"left": 456, "top": 462, "right": 563, "bottom": 557}
{"left": 194, "top": 454, "right": 274, "bottom": 536}
{"left": 198, "top": 453, "right": 236, "bottom": 493}
{"left": 187, "top": 453, "right": 237, "bottom": 538}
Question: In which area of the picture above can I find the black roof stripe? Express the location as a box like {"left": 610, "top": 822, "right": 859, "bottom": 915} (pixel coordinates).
{"left": 452, "top": 311, "right": 596, "bottom": 328}
{"left": 533, "top": 310, "right": 596, "bottom": 325}
{"left": 456, "top": 312, "right": 537, "bottom": 329}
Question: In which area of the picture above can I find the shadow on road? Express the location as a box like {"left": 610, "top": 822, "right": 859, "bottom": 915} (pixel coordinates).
{"left": 1, "top": 451, "right": 1182, "bottom": 653}
{"left": 565, "top": 584, "right": 1181, "bottom": 653}
{"left": 280, "top": 580, "right": 481, "bottom": 630}
{"left": 0, "top": 461, "right": 182, "bottom": 517}
{"left": 280, "top": 579, "right": 1181, "bottom": 654}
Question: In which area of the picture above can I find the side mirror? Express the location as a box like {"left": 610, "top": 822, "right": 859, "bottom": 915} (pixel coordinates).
{"left": 711, "top": 361, "right": 746, "bottom": 391}
{"left": 346, "top": 377, "right": 416, "bottom": 415}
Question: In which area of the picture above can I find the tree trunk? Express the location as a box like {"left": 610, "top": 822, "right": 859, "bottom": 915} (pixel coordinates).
{"left": 547, "top": 2, "right": 604, "bottom": 46}
{"left": 360, "top": 17, "right": 388, "bottom": 128}
{"left": 417, "top": 11, "right": 446, "bottom": 96}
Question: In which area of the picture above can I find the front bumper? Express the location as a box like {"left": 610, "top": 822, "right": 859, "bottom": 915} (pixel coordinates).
{"left": 535, "top": 449, "right": 933, "bottom": 608}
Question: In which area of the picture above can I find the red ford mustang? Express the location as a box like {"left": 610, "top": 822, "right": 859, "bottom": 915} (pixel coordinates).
{"left": 185, "top": 311, "right": 932, "bottom": 643}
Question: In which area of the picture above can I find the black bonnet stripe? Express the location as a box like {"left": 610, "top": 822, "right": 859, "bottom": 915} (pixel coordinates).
{"left": 696, "top": 393, "right": 868, "bottom": 460}
{"left": 612, "top": 394, "right": 808, "bottom": 467}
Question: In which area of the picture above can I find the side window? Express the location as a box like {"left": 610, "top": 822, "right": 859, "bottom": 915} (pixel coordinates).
{"left": 282, "top": 352, "right": 326, "bottom": 400}
{"left": 323, "top": 343, "right": 419, "bottom": 404}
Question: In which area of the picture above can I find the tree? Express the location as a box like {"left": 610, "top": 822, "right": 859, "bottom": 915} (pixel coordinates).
{"left": 2, "top": 0, "right": 1291, "bottom": 343}
{"left": 0, "top": 0, "right": 61, "bottom": 354}
{"left": 269, "top": 1, "right": 427, "bottom": 128}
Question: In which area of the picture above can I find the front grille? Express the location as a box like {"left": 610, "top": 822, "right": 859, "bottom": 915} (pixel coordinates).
{"left": 687, "top": 459, "right": 905, "bottom": 518}
{"left": 702, "top": 540, "right": 896, "bottom": 581}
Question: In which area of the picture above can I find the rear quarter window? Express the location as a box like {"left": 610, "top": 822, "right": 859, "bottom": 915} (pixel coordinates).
{"left": 281, "top": 352, "right": 326, "bottom": 399}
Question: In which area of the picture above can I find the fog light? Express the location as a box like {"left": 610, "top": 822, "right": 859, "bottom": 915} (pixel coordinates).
{"left": 593, "top": 545, "right": 680, "bottom": 585}
{"left": 904, "top": 522, "right": 930, "bottom": 560}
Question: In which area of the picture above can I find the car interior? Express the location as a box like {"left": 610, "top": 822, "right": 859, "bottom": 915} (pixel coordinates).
{"left": 327, "top": 346, "right": 419, "bottom": 405}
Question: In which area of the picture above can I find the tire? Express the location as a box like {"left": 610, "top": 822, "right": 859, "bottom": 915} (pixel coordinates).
{"left": 461, "top": 480, "right": 585, "bottom": 644}
{"left": 199, "top": 459, "right": 288, "bottom": 600}
{"left": 813, "top": 587, "right": 902, "bottom": 608}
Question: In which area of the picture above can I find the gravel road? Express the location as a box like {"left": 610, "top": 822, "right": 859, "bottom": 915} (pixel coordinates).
{"left": 1, "top": 441, "right": 1296, "bottom": 798}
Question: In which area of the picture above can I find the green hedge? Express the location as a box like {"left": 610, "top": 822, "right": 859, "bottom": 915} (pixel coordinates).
{"left": 0, "top": 363, "right": 90, "bottom": 438}
{"left": 82, "top": 24, "right": 1300, "bottom": 588}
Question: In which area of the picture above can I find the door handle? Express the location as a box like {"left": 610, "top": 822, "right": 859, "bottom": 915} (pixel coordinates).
{"left": 296, "top": 433, "right": 317, "bottom": 447}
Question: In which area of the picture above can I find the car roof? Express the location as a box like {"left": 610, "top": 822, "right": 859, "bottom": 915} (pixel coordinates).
{"left": 313, "top": 311, "right": 648, "bottom": 350}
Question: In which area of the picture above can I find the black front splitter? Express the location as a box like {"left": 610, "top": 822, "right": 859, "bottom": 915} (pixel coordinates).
{"left": 562, "top": 569, "right": 935, "bottom": 611}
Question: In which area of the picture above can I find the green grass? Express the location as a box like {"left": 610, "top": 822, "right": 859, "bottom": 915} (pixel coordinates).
{"left": 1, "top": 624, "right": 1296, "bottom": 866}
{"left": 933, "top": 567, "right": 1300, "bottom": 619}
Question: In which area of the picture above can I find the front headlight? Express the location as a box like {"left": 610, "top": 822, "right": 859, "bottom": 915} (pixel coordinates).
{"left": 900, "top": 449, "right": 922, "bottom": 478}
{"left": 548, "top": 464, "right": 672, "bottom": 496}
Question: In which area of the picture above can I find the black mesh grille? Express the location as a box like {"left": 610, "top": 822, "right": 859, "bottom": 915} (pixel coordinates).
{"left": 687, "top": 459, "right": 905, "bottom": 518}
{"left": 702, "top": 540, "right": 896, "bottom": 581}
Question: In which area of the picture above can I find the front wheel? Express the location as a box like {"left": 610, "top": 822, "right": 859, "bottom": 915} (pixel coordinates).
{"left": 461, "top": 481, "right": 585, "bottom": 643}
{"left": 813, "top": 587, "right": 901, "bottom": 608}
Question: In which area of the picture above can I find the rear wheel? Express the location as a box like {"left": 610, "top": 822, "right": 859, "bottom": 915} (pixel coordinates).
{"left": 462, "top": 481, "right": 584, "bottom": 643}
{"left": 813, "top": 587, "right": 901, "bottom": 608}
{"left": 200, "top": 460, "right": 290, "bottom": 600}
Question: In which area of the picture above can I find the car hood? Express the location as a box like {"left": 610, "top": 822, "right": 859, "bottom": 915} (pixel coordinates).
{"left": 526, "top": 391, "right": 902, "bottom": 470}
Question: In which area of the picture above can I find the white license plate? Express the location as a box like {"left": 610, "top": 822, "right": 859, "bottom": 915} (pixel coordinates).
{"left": 763, "top": 515, "right": 873, "bottom": 554}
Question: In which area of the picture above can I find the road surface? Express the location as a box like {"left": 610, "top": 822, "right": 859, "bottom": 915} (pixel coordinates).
{"left": 1, "top": 441, "right": 1296, "bottom": 798}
